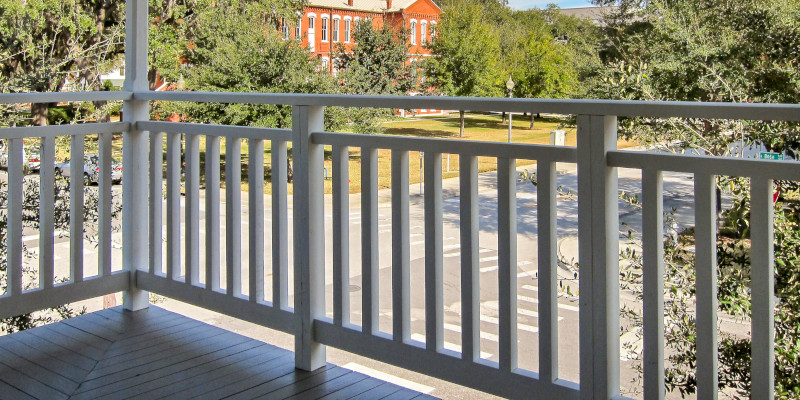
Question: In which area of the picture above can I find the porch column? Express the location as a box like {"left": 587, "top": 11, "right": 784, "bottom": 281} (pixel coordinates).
{"left": 293, "top": 105, "right": 327, "bottom": 370}
{"left": 577, "top": 115, "right": 620, "bottom": 399}
{"left": 122, "top": 0, "right": 150, "bottom": 311}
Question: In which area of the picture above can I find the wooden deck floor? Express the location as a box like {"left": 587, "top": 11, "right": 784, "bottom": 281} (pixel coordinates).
{"left": 0, "top": 306, "right": 438, "bottom": 400}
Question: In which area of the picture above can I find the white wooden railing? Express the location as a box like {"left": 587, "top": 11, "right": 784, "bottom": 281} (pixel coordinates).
{"left": 2, "top": 90, "right": 799, "bottom": 400}
{"left": 1, "top": 1, "right": 799, "bottom": 398}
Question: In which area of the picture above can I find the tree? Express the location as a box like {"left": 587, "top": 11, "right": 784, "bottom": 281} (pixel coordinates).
{"left": 424, "top": 0, "right": 502, "bottom": 136}
{"left": 334, "top": 20, "right": 413, "bottom": 96}
{"left": 590, "top": 0, "right": 800, "bottom": 396}
{"left": 0, "top": 0, "right": 125, "bottom": 125}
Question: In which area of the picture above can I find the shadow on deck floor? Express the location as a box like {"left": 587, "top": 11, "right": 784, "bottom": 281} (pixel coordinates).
{"left": 0, "top": 306, "right": 437, "bottom": 400}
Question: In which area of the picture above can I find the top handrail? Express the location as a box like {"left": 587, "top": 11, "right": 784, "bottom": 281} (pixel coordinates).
{"left": 3, "top": 90, "right": 800, "bottom": 122}
{"left": 0, "top": 91, "right": 132, "bottom": 104}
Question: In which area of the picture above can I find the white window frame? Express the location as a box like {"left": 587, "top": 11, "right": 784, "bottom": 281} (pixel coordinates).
{"left": 321, "top": 14, "right": 329, "bottom": 42}
{"left": 307, "top": 13, "right": 316, "bottom": 51}
{"left": 354, "top": 17, "right": 361, "bottom": 43}
{"left": 430, "top": 21, "right": 437, "bottom": 38}
{"left": 296, "top": 16, "right": 301, "bottom": 40}
{"left": 410, "top": 19, "right": 417, "bottom": 45}
{"left": 344, "top": 17, "right": 352, "bottom": 43}
{"left": 282, "top": 20, "right": 289, "bottom": 39}
{"left": 321, "top": 56, "right": 329, "bottom": 71}
{"left": 332, "top": 16, "right": 340, "bottom": 42}
{"left": 420, "top": 20, "right": 427, "bottom": 45}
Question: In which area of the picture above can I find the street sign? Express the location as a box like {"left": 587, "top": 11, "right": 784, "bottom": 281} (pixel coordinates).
{"left": 759, "top": 152, "right": 784, "bottom": 161}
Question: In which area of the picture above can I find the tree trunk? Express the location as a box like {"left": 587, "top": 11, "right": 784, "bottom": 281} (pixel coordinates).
{"left": 501, "top": 111, "right": 506, "bottom": 123}
{"left": 31, "top": 103, "right": 50, "bottom": 126}
{"left": 529, "top": 112, "right": 535, "bottom": 129}
{"left": 459, "top": 110, "right": 465, "bottom": 137}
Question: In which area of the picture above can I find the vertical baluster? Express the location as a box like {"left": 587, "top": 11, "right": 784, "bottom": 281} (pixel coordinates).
{"left": 333, "top": 145, "right": 350, "bottom": 325}
{"left": 643, "top": 169, "right": 665, "bottom": 400}
{"left": 185, "top": 133, "right": 200, "bottom": 285}
{"left": 150, "top": 131, "right": 163, "bottom": 275}
{"left": 166, "top": 132, "right": 181, "bottom": 280}
{"left": 98, "top": 132, "right": 113, "bottom": 277}
{"left": 205, "top": 135, "right": 221, "bottom": 290}
{"left": 70, "top": 135, "right": 84, "bottom": 283}
{"left": 424, "top": 152, "right": 443, "bottom": 352}
{"left": 40, "top": 136, "right": 56, "bottom": 289}
{"left": 272, "top": 140, "right": 289, "bottom": 308}
{"left": 695, "top": 172, "right": 718, "bottom": 400}
{"left": 7, "top": 138, "right": 23, "bottom": 296}
{"left": 362, "top": 147, "right": 379, "bottom": 334}
{"left": 498, "top": 157, "right": 518, "bottom": 372}
{"left": 249, "top": 139, "right": 265, "bottom": 303}
{"left": 577, "top": 115, "right": 620, "bottom": 400}
{"left": 391, "top": 149, "right": 410, "bottom": 342}
{"left": 460, "top": 155, "right": 479, "bottom": 361}
{"left": 538, "top": 160, "right": 558, "bottom": 380}
{"left": 292, "top": 105, "right": 326, "bottom": 370}
{"left": 226, "top": 136, "right": 242, "bottom": 296}
{"left": 750, "top": 176, "right": 775, "bottom": 400}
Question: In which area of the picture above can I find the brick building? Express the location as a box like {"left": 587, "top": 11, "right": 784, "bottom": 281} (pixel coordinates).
{"left": 284, "top": 0, "right": 443, "bottom": 115}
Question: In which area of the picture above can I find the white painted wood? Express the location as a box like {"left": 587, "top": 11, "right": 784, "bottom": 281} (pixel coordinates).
{"left": 39, "top": 135, "right": 56, "bottom": 289}
{"left": 292, "top": 105, "right": 327, "bottom": 371}
{"left": 694, "top": 172, "right": 718, "bottom": 400}
{"left": 149, "top": 131, "right": 163, "bottom": 276}
{"left": 497, "top": 158, "right": 518, "bottom": 372}
{"left": 205, "top": 135, "right": 221, "bottom": 291}
{"left": 460, "top": 155, "right": 479, "bottom": 362}
{"left": 137, "top": 91, "right": 800, "bottom": 122}
{"left": 609, "top": 151, "right": 800, "bottom": 182}
{"left": 137, "top": 272, "right": 298, "bottom": 335}
{"left": 70, "top": 135, "right": 85, "bottom": 283}
{"left": 750, "top": 177, "right": 775, "bottom": 400}
{"left": 642, "top": 169, "right": 665, "bottom": 400}
{"left": 537, "top": 161, "right": 558, "bottom": 381}
{"left": 315, "top": 320, "right": 581, "bottom": 400}
{"left": 314, "top": 132, "right": 576, "bottom": 163}
{"left": 361, "top": 147, "right": 379, "bottom": 335}
{"left": 6, "top": 138, "right": 23, "bottom": 296}
{"left": 122, "top": 0, "right": 150, "bottom": 311}
{"left": 0, "top": 91, "right": 130, "bottom": 104}
{"left": 271, "top": 140, "right": 289, "bottom": 309}
{"left": 391, "top": 150, "right": 410, "bottom": 342}
{"left": 248, "top": 139, "right": 265, "bottom": 303}
{"left": 424, "top": 152, "right": 443, "bottom": 352}
{"left": 0, "top": 122, "right": 130, "bottom": 140}
{"left": 185, "top": 133, "right": 200, "bottom": 286}
{"left": 98, "top": 132, "right": 113, "bottom": 277}
{"left": 225, "top": 136, "right": 242, "bottom": 297}
{"left": 166, "top": 133, "right": 182, "bottom": 281}
{"left": 577, "top": 115, "right": 620, "bottom": 400}
{"left": 0, "top": 274, "right": 130, "bottom": 320}
{"left": 138, "top": 121, "right": 290, "bottom": 141}
{"left": 333, "top": 145, "right": 350, "bottom": 326}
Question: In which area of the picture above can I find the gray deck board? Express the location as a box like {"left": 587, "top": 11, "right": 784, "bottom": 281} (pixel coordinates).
{"left": 0, "top": 306, "right": 439, "bottom": 400}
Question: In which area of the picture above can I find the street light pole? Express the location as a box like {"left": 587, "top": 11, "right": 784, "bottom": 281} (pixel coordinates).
{"left": 506, "top": 76, "right": 514, "bottom": 143}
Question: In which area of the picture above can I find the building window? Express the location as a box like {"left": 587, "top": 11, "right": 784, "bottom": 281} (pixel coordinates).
{"left": 296, "top": 17, "right": 301, "bottom": 39}
{"left": 354, "top": 17, "right": 361, "bottom": 43}
{"left": 308, "top": 15, "right": 315, "bottom": 29}
{"left": 421, "top": 21, "right": 427, "bottom": 45}
{"left": 332, "top": 17, "right": 340, "bottom": 42}
{"left": 430, "top": 21, "right": 436, "bottom": 38}
{"left": 282, "top": 20, "right": 289, "bottom": 39}
{"left": 321, "top": 57, "right": 329, "bottom": 70}
{"left": 410, "top": 20, "right": 417, "bottom": 45}
{"left": 344, "top": 19, "right": 351, "bottom": 42}
{"left": 321, "top": 16, "right": 328, "bottom": 41}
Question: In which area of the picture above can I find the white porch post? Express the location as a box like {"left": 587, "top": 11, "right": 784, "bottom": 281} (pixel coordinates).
{"left": 122, "top": 0, "right": 150, "bottom": 311}
{"left": 577, "top": 115, "right": 620, "bottom": 399}
{"left": 293, "top": 105, "right": 327, "bottom": 370}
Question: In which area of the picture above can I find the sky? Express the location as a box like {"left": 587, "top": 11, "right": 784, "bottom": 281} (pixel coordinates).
{"left": 507, "top": 0, "right": 594, "bottom": 10}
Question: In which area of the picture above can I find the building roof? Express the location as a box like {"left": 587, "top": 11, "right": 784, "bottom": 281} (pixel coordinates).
{"left": 557, "top": 6, "right": 617, "bottom": 23}
{"left": 306, "top": 0, "right": 420, "bottom": 13}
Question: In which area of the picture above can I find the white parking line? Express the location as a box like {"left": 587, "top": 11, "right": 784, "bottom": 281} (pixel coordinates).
{"left": 410, "top": 333, "right": 493, "bottom": 359}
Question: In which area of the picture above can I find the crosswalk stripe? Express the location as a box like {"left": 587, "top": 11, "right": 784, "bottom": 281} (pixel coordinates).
{"left": 410, "top": 333, "right": 493, "bottom": 359}
{"left": 480, "top": 315, "right": 538, "bottom": 333}
{"left": 519, "top": 294, "right": 580, "bottom": 312}
{"left": 444, "top": 322, "right": 500, "bottom": 342}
